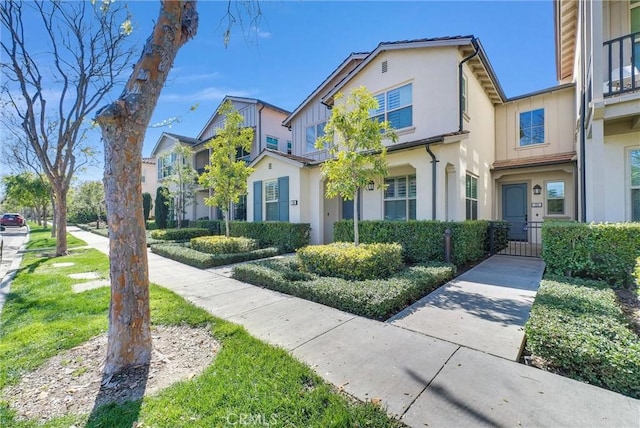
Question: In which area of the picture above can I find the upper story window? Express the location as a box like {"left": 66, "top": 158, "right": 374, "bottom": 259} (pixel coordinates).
{"left": 266, "top": 136, "right": 279, "bottom": 151}
{"left": 236, "top": 146, "right": 250, "bottom": 163}
{"left": 630, "top": 149, "right": 640, "bottom": 221}
{"left": 519, "top": 108, "right": 544, "bottom": 146}
{"left": 157, "top": 152, "right": 177, "bottom": 179}
{"left": 465, "top": 174, "right": 478, "bottom": 220}
{"left": 384, "top": 175, "right": 416, "bottom": 221}
{"left": 287, "top": 140, "right": 292, "bottom": 154}
{"left": 461, "top": 74, "right": 468, "bottom": 115}
{"left": 305, "top": 121, "right": 326, "bottom": 152}
{"left": 631, "top": 1, "right": 640, "bottom": 33}
{"left": 546, "top": 181, "right": 565, "bottom": 215}
{"left": 371, "top": 83, "right": 413, "bottom": 130}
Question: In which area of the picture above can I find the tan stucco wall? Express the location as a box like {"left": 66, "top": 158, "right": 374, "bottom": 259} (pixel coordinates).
{"left": 141, "top": 161, "right": 157, "bottom": 196}
{"left": 495, "top": 87, "right": 576, "bottom": 162}
{"left": 260, "top": 108, "right": 292, "bottom": 153}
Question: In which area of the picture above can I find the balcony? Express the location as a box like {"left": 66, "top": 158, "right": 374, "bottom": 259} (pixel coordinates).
{"left": 603, "top": 31, "right": 640, "bottom": 96}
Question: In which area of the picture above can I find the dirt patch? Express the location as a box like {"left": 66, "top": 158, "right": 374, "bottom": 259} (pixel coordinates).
{"left": 2, "top": 325, "right": 219, "bottom": 423}
{"left": 615, "top": 288, "right": 640, "bottom": 336}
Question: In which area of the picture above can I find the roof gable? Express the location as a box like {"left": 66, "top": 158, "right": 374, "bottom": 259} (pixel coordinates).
{"left": 150, "top": 132, "right": 199, "bottom": 157}
{"left": 249, "top": 148, "right": 314, "bottom": 168}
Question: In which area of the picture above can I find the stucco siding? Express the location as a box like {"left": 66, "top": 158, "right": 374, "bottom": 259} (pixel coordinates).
{"left": 260, "top": 108, "right": 291, "bottom": 153}
{"left": 247, "top": 156, "right": 303, "bottom": 223}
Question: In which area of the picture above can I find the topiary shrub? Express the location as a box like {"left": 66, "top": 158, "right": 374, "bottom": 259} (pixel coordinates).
{"left": 150, "top": 228, "right": 209, "bottom": 241}
{"left": 191, "top": 236, "right": 259, "bottom": 254}
{"left": 296, "top": 242, "right": 403, "bottom": 281}
{"left": 142, "top": 192, "right": 153, "bottom": 225}
{"left": 154, "top": 187, "right": 169, "bottom": 229}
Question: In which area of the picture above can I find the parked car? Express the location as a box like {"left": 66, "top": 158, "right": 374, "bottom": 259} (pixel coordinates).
{"left": 0, "top": 213, "right": 26, "bottom": 227}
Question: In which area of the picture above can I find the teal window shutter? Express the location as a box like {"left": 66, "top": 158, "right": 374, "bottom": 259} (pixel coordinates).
{"left": 278, "top": 176, "right": 289, "bottom": 222}
{"left": 253, "top": 180, "right": 262, "bottom": 221}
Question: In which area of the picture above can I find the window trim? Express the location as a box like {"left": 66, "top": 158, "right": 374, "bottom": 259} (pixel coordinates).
{"left": 461, "top": 73, "right": 468, "bottom": 116}
{"left": 518, "top": 108, "right": 545, "bottom": 147}
{"left": 264, "top": 179, "right": 279, "bottom": 221}
{"left": 266, "top": 135, "right": 279, "bottom": 151}
{"left": 545, "top": 180, "right": 566, "bottom": 216}
{"left": 371, "top": 83, "right": 413, "bottom": 130}
{"left": 465, "top": 173, "right": 478, "bottom": 220}
{"left": 383, "top": 175, "right": 416, "bottom": 221}
{"left": 305, "top": 121, "right": 327, "bottom": 153}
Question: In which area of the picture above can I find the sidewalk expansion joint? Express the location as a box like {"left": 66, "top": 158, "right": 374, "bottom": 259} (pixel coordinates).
{"left": 222, "top": 293, "right": 292, "bottom": 319}
{"left": 399, "top": 345, "right": 461, "bottom": 420}
{"left": 290, "top": 316, "right": 357, "bottom": 352}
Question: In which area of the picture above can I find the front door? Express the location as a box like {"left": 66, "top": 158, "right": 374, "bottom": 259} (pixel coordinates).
{"left": 502, "top": 183, "right": 528, "bottom": 241}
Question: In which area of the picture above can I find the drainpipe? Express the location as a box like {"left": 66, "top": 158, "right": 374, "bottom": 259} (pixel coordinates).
{"left": 579, "top": 92, "right": 587, "bottom": 222}
{"left": 459, "top": 37, "right": 479, "bottom": 132}
{"left": 426, "top": 144, "right": 439, "bottom": 220}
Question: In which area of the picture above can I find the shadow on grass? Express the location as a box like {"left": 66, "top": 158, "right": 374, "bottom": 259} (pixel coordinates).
{"left": 87, "top": 365, "right": 149, "bottom": 427}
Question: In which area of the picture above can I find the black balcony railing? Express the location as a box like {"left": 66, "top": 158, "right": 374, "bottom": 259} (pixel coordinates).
{"left": 603, "top": 31, "right": 640, "bottom": 96}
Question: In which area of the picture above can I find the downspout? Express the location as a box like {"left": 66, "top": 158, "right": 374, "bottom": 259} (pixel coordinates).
{"left": 459, "top": 37, "right": 479, "bottom": 132}
{"left": 579, "top": 91, "right": 587, "bottom": 222}
{"left": 426, "top": 144, "right": 438, "bottom": 220}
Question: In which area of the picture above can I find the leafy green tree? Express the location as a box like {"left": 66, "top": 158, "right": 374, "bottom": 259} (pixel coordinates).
{"left": 161, "top": 144, "right": 199, "bottom": 228}
{"left": 199, "top": 101, "right": 254, "bottom": 237}
{"left": 142, "top": 192, "right": 153, "bottom": 226}
{"left": 155, "top": 186, "right": 169, "bottom": 229}
{"left": 70, "top": 180, "right": 106, "bottom": 228}
{"left": 317, "top": 86, "right": 397, "bottom": 246}
{"left": 2, "top": 172, "right": 51, "bottom": 226}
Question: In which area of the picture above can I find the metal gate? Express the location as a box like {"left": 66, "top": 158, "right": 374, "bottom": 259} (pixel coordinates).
{"left": 488, "top": 221, "right": 542, "bottom": 258}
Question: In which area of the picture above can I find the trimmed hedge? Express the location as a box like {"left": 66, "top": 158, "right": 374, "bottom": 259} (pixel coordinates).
{"left": 525, "top": 276, "right": 640, "bottom": 398}
{"left": 146, "top": 221, "right": 158, "bottom": 231}
{"left": 227, "top": 222, "right": 310, "bottom": 252}
{"left": 635, "top": 257, "right": 640, "bottom": 286}
{"left": 334, "top": 220, "right": 488, "bottom": 265}
{"left": 167, "top": 220, "right": 190, "bottom": 229}
{"left": 233, "top": 258, "right": 455, "bottom": 320}
{"left": 191, "top": 236, "right": 259, "bottom": 254}
{"left": 150, "top": 228, "right": 210, "bottom": 241}
{"left": 151, "top": 243, "right": 279, "bottom": 269}
{"left": 188, "top": 220, "right": 222, "bottom": 235}
{"left": 297, "top": 242, "right": 403, "bottom": 280}
{"left": 542, "top": 222, "right": 640, "bottom": 286}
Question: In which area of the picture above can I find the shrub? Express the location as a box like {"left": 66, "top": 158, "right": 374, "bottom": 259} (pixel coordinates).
{"left": 228, "top": 222, "right": 310, "bottom": 252}
{"left": 542, "top": 222, "right": 640, "bottom": 286}
{"left": 167, "top": 219, "right": 190, "bottom": 229}
{"left": 233, "top": 258, "right": 454, "bottom": 320}
{"left": 297, "top": 242, "right": 403, "bottom": 280}
{"left": 189, "top": 220, "right": 222, "bottom": 235}
{"left": 334, "top": 220, "right": 488, "bottom": 265}
{"left": 191, "top": 236, "right": 259, "bottom": 254}
{"left": 142, "top": 192, "right": 153, "bottom": 224}
{"left": 146, "top": 220, "right": 158, "bottom": 231}
{"left": 635, "top": 257, "right": 640, "bottom": 287}
{"left": 154, "top": 187, "right": 169, "bottom": 229}
{"left": 150, "top": 228, "right": 210, "bottom": 241}
{"left": 151, "top": 243, "right": 279, "bottom": 269}
{"left": 525, "top": 277, "right": 640, "bottom": 398}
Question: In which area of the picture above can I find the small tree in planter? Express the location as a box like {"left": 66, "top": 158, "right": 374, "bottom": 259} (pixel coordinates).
{"left": 317, "top": 86, "right": 397, "bottom": 245}
{"left": 161, "top": 144, "right": 198, "bottom": 228}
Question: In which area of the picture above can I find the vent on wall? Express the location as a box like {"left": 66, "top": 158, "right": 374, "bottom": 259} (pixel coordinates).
{"left": 381, "top": 60, "right": 388, "bottom": 73}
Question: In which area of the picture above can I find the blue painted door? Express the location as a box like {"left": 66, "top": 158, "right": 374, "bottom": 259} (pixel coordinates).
{"left": 502, "top": 183, "right": 528, "bottom": 241}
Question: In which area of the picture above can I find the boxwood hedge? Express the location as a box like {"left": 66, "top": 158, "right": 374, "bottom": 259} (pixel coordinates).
{"left": 191, "top": 236, "right": 259, "bottom": 254}
{"left": 232, "top": 258, "right": 455, "bottom": 320}
{"left": 334, "top": 220, "right": 488, "bottom": 265}
{"left": 227, "top": 222, "right": 310, "bottom": 252}
{"left": 150, "top": 243, "right": 279, "bottom": 269}
{"left": 525, "top": 276, "right": 640, "bottom": 398}
{"left": 150, "top": 228, "right": 210, "bottom": 241}
{"left": 542, "top": 222, "right": 640, "bottom": 286}
{"left": 297, "top": 242, "right": 403, "bottom": 280}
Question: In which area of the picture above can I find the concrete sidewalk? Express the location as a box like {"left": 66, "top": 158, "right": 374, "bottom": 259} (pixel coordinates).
{"left": 68, "top": 227, "right": 640, "bottom": 427}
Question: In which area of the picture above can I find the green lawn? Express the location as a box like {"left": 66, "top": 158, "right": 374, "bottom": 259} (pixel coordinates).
{"left": 0, "top": 229, "right": 401, "bottom": 427}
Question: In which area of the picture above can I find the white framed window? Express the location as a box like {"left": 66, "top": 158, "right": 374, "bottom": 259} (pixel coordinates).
{"left": 305, "top": 122, "right": 326, "bottom": 152}
{"left": 264, "top": 180, "right": 279, "bottom": 221}
{"left": 546, "top": 181, "right": 565, "bottom": 215}
{"left": 461, "top": 74, "right": 468, "bottom": 115}
{"left": 157, "top": 152, "right": 177, "bottom": 179}
{"left": 465, "top": 174, "right": 478, "bottom": 220}
{"left": 519, "top": 108, "right": 545, "bottom": 146}
{"left": 287, "top": 140, "right": 292, "bottom": 154}
{"left": 371, "top": 83, "right": 413, "bottom": 130}
{"left": 631, "top": 149, "right": 640, "bottom": 221}
{"left": 266, "top": 136, "right": 278, "bottom": 151}
{"left": 384, "top": 175, "right": 416, "bottom": 221}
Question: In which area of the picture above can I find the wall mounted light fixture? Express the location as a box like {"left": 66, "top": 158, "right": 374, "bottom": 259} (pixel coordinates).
{"left": 533, "top": 184, "right": 542, "bottom": 195}
{"left": 366, "top": 181, "right": 375, "bottom": 191}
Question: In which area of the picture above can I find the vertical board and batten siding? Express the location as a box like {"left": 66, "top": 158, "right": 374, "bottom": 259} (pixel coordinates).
{"left": 199, "top": 102, "right": 257, "bottom": 141}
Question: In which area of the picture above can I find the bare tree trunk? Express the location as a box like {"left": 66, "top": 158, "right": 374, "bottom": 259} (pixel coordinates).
{"left": 34, "top": 207, "right": 42, "bottom": 226}
{"left": 54, "top": 187, "right": 68, "bottom": 256}
{"left": 225, "top": 201, "right": 231, "bottom": 237}
{"left": 95, "top": 1, "right": 198, "bottom": 376}
{"left": 50, "top": 194, "right": 57, "bottom": 237}
{"left": 353, "top": 190, "right": 359, "bottom": 246}
{"left": 42, "top": 204, "right": 48, "bottom": 228}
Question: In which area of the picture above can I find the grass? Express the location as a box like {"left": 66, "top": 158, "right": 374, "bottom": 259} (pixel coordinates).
{"left": 25, "top": 225, "right": 85, "bottom": 250}
{"left": 0, "top": 229, "right": 401, "bottom": 427}
{"left": 525, "top": 275, "right": 640, "bottom": 399}
{"left": 233, "top": 257, "right": 455, "bottom": 320}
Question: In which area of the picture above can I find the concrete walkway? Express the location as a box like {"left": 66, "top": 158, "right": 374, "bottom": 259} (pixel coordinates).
{"left": 0, "top": 227, "right": 29, "bottom": 314}
{"left": 67, "top": 227, "right": 640, "bottom": 427}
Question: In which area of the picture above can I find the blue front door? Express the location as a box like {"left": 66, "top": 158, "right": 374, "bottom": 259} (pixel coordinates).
{"left": 502, "top": 183, "right": 528, "bottom": 241}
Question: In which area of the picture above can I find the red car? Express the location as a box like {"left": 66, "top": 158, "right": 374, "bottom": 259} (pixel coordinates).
{"left": 1, "top": 213, "right": 26, "bottom": 227}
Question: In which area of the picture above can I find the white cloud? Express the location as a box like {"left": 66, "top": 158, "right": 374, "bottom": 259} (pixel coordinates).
{"left": 171, "top": 71, "right": 222, "bottom": 83}
{"left": 160, "top": 87, "right": 257, "bottom": 103}
{"left": 250, "top": 26, "right": 271, "bottom": 39}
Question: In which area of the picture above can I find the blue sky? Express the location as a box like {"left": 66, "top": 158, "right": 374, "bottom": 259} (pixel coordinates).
{"left": 3, "top": 1, "right": 560, "bottom": 181}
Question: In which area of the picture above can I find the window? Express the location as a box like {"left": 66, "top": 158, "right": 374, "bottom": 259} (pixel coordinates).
{"left": 371, "top": 83, "right": 413, "bottom": 130}
{"left": 631, "top": 149, "right": 640, "bottom": 221}
{"left": 305, "top": 121, "right": 327, "bottom": 152}
{"left": 141, "top": 175, "right": 146, "bottom": 183}
{"left": 287, "top": 140, "right": 292, "bottom": 155}
{"left": 461, "top": 74, "right": 468, "bottom": 115}
{"left": 266, "top": 136, "right": 278, "bottom": 151}
{"left": 264, "top": 180, "right": 279, "bottom": 221}
{"left": 157, "top": 152, "right": 177, "bottom": 179}
{"left": 465, "top": 174, "right": 478, "bottom": 220}
{"left": 384, "top": 175, "right": 416, "bottom": 220}
{"left": 519, "top": 108, "right": 545, "bottom": 146}
{"left": 236, "top": 146, "right": 250, "bottom": 163}
{"left": 546, "top": 181, "right": 565, "bottom": 215}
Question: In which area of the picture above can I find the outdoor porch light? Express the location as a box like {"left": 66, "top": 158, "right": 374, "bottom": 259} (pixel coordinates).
{"left": 533, "top": 184, "right": 542, "bottom": 195}
{"left": 366, "top": 181, "right": 375, "bottom": 191}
